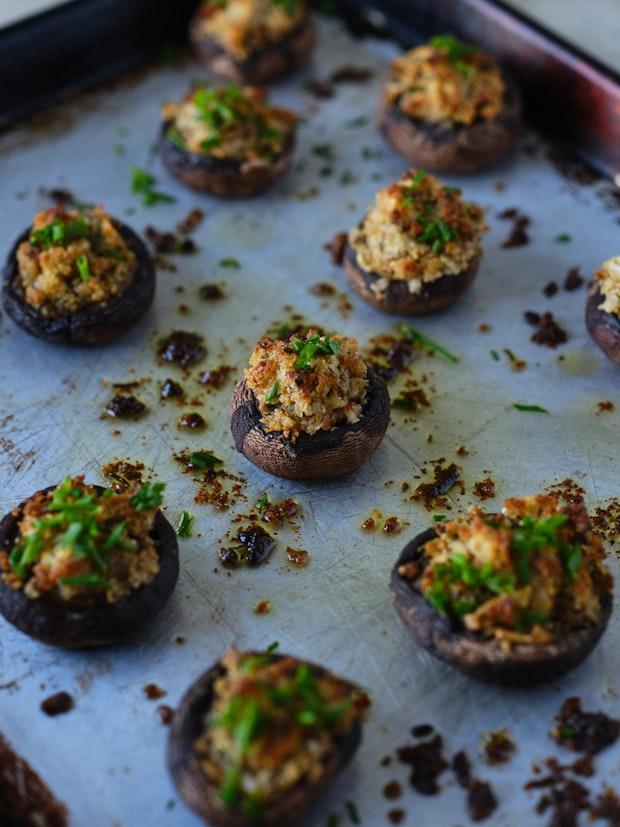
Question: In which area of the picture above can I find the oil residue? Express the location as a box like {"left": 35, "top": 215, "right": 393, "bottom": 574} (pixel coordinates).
{"left": 556, "top": 348, "right": 600, "bottom": 377}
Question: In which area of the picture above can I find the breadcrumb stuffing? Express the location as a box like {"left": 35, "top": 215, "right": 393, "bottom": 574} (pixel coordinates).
{"left": 245, "top": 332, "right": 368, "bottom": 441}
{"left": 196, "top": 0, "right": 306, "bottom": 59}
{"left": 385, "top": 41, "right": 505, "bottom": 126}
{"left": 348, "top": 169, "right": 486, "bottom": 291}
{"left": 595, "top": 255, "right": 620, "bottom": 315}
{"left": 162, "top": 84, "right": 295, "bottom": 161}
{"left": 16, "top": 206, "right": 135, "bottom": 317}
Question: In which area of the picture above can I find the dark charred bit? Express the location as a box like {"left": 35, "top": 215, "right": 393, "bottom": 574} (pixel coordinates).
{"left": 199, "top": 365, "right": 234, "bottom": 389}
{"left": 473, "top": 478, "right": 496, "bottom": 500}
{"left": 286, "top": 547, "right": 309, "bottom": 566}
{"left": 452, "top": 750, "right": 472, "bottom": 788}
{"left": 467, "top": 780, "right": 498, "bottom": 822}
{"left": 325, "top": 231, "right": 348, "bottom": 266}
{"left": 144, "top": 225, "right": 198, "bottom": 255}
{"left": 590, "top": 786, "right": 620, "bottom": 822}
{"left": 531, "top": 312, "right": 568, "bottom": 348}
{"left": 330, "top": 65, "right": 372, "bottom": 83}
{"left": 564, "top": 267, "right": 584, "bottom": 291}
{"left": 498, "top": 209, "right": 530, "bottom": 248}
{"left": 144, "top": 683, "right": 166, "bottom": 700}
{"left": 411, "top": 462, "right": 461, "bottom": 510}
{"left": 387, "top": 809, "right": 405, "bottom": 825}
{"left": 550, "top": 697, "right": 620, "bottom": 755}
{"left": 158, "top": 331, "right": 206, "bottom": 367}
{"left": 543, "top": 280, "right": 559, "bottom": 298}
{"left": 396, "top": 733, "right": 448, "bottom": 795}
{"left": 38, "top": 186, "right": 77, "bottom": 206}
{"left": 305, "top": 78, "right": 334, "bottom": 98}
{"left": 101, "top": 459, "right": 145, "bottom": 491}
{"left": 0, "top": 732, "right": 68, "bottom": 826}
{"left": 198, "top": 283, "right": 225, "bottom": 301}
{"left": 105, "top": 392, "right": 147, "bottom": 420}
{"left": 482, "top": 729, "right": 515, "bottom": 764}
{"left": 176, "top": 208, "right": 205, "bottom": 237}
{"left": 383, "top": 780, "right": 402, "bottom": 800}
{"left": 41, "top": 691, "right": 74, "bottom": 716}
{"left": 157, "top": 704, "right": 175, "bottom": 726}
{"left": 524, "top": 310, "right": 541, "bottom": 326}
{"left": 178, "top": 412, "right": 206, "bottom": 430}
{"left": 309, "top": 281, "right": 336, "bottom": 297}
{"left": 161, "top": 378, "right": 184, "bottom": 399}
{"left": 547, "top": 144, "right": 601, "bottom": 186}
{"left": 411, "top": 723, "right": 434, "bottom": 739}
{"left": 220, "top": 525, "right": 274, "bottom": 568}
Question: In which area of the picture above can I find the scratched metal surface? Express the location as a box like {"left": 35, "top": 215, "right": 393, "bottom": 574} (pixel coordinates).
{"left": 0, "top": 15, "right": 619, "bottom": 827}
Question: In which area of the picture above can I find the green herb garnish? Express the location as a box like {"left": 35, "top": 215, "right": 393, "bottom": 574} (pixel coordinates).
{"left": 76, "top": 254, "right": 90, "bottom": 282}
{"left": 512, "top": 514, "right": 569, "bottom": 583}
{"left": 345, "top": 800, "right": 361, "bottom": 824}
{"left": 266, "top": 641, "right": 279, "bottom": 652}
{"left": 490, "top": 349, "right": 500, "bottom": 361}
{"left": 131, "top": 167, "right": 176, "bottom": 207}
{"left": 256, "top": 493, "right": 271, "bottom": 511}
{"left": 513, "top": 403, "right": 549, "bottom": 413}
{"left": 292, "top": 333, "right": 340, "bottom": 370}
{"left": 416, "top": 211, "right": 458, "bottom": 253}
{"left": 219, "top": 257, "right": 241, "bottom": 269}
{"left": 430, "top": 33, "right": 478, "bottom": 76}
{"left": 554, "top": 233, "right": 571, "bottom": 244}
{"left": 432, "top": 515, "right": 446, "bottom": 522}
{"left": 176, "top": 510, "right": 195, "bottom": 538}
{"left": 312, "top": 143, "right": 334, "bottom": 161}
{"left": 270, "top": 0, "right": 301, "bottom": 14}
{"left": 166, "top": 127, "right": 186, "bottom": 150}
{"left": 30, "top": 217, "right": 90, "bottom": 249}
{"left": 265, "top": 381, "right": 279, "bottom": 405}
{"left": 400, "top": 324, "right": 458, "bottom": 363}
{"left": 401, "top": 169, "right": 425, "bottom": 205}
{"left": 346, "top": 115, "right": 369, "bottom": 128}
{"left": 58, "top": 574, "right": 111, "bottom": 589}
{"left": 131, "top": 482, "right": 165, "bottom": 511}
{"left": 189, "top": 450, "right": 224, "bottom": 469}
{"left": 339, "top": 170, "right": 355, "bottom": 185}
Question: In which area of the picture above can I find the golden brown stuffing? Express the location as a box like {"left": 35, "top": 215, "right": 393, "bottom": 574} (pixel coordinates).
{"left": 348, "top": 169, "right": 486, "bottom": 290}
{"left": 0, "top": 477, "right": 161, "bottom": 604}
{"left": 162, "top": 84, "right": 295, "bottom": 161}
{"left": 385, "top": 37, "right": 505, "bottom": 126}
{"left": 399, "top": 494, "right": 611, "bottom": 650}
{"left": 195, "top": 650, "right": 368, "bottom": 809}
{"left": 196, "top": 0, "right": 306, "bottom": 59}
{"left": 16, "top": 206, "right": 135, "bottom": 317}
{"left": 594, "top": 255, "right": 620, "bottom": 316}
{"left": 245, "top": 332, "right": 368, "bottom": 441}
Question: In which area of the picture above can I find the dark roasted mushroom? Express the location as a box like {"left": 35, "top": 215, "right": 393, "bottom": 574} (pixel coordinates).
{"left": 391, "top": 499, "right": 613, "bottom": 686}
{"left": 230, "top": 332, "right": 389, "bottom": 480}
{"left": 586, "top": 258, "right": 620, "bottom": 366}
{"left": 168, "top": 650, "right": 366, "bottom": 827}
{"left": 189, "top": 2, "right": 315, "bottom": 85}
{"left": 2, "top": 212, "right": 155, "bottom": 346}
{"left": 379, "top": 36, "right": 521, "bottom": 173}
{"left": 343, "top": 170, "right": 485, "bottom": 315}
{"left": 160, "top": 83, "right": 296, "bottom": 197}
{"left": 0, "top": 483, "right": 179, "bottom": 648}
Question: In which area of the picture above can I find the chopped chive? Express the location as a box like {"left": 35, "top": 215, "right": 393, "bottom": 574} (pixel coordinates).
{"left": 432, "top": 515, "right": 446, "bottom": 522}
{"left": 266, "top": 641, "right": 279, "bottom": 652}
{"left": 400, "top": 324, "right": 458, "bottom": 363}
{"left": 58, "top": 574, "right": 111, "bottom": 589}
{"left": 130, "top": 166, "right": 176, "bottom": 207}
{"left": 554, "top": 233, "right": 571, "bottom": 243}
{"left": 512, "top": 403, "right": 549, "bottom": 413}
{"left": 76, "top": 254, "right": 90, "bottom": 282}
{"left": 189, "top": 450, "right": 223, "bottom": 469}
{"left": 176, "top": 511, "right": 195, "bottom": 538}
{"left": 219, "top": 257, "right": 241, "bottom": 269}
{"left": 345, "top": 800, "right": 361, "bottom": 824}
{"left": 490, "top": 349, "right": 500, "bottom": 361}
{"left": 265, "top": 381, "right": 279, "bottom": 405}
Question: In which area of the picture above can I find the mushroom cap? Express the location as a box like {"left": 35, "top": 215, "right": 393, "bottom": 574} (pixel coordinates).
{"left": 229, "top": 365, "right": 390, "bottom": 480}
{"left": 160, "top": 120, "right": 295, "bottom": 197}
{"left": 586, "top": 282, "right": 620, "bottom": 366}
{"left": 390, "top": 528, "right": 613, "bottom": 687}
{"left": 168, "top": 652, "right": 363, "bottom": 827}
{"left": 2, "top": 219, "right": 155, "bottom": 346}
{"left": 378, "top": 74, "right": 522, "bottom": 173}
{"left": 344, "top": 241, "right": 479, "bottom": 315}
{"left": 189, "top": 11, "right": 315, "bottom": 85}
{"left": 0, "top": 485, "right": 179, "bottom": 648}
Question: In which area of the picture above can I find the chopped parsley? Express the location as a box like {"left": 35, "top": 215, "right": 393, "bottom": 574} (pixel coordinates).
{"left": 30, "top": 217, "right": 90, "bottom": 249}
{"left": 76, "top": 254, "right": 90, "bottom": 282}
{"left": 512, "top": 403, "right": 549, "bottom": 413}
{"left": 188, "top": 450, "right": 223, "bottom": 469}
{"left": 292, "top": 333, "right": 340, "bottom": 370}
{"left": 130, "top": 167, "right": 176, "bottom": 207}
{"left": 265, "top": 381, "right": 279, "bottom": 405}
{"left": 176, "top": 510, "right": 195, "bottom": 538}
{"left": 400, "top": 324, "right": 458, "bottom": 363}
{"left": 219, "top": 257, "right": 241, "bottom": 269}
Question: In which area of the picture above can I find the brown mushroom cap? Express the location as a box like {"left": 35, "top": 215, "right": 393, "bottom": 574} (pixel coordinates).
{"left": 168, "top": 652, "right": 363, "bottom": 827}
{"left": 189, "top": 11, "right": 315, "bottom": 85}
{"left": 378, "top": 75, "right": 522, "bottom": 174}
{"left": 0, "top": 485, "right": 179, "bottom": 648}
{"left": 390, "top": 528, "right": 613, "bottom": 687}
{"left": 160, "top": 120, "right": 295, "bottom": 198}
{"left": 586, "top": 282, "right": 620, "bottom": 366}
{"left": 2, "top": 219, "right": 155, "bottom": 346}
{"left": 229, "top": 365, "right": 390, "bottom": 480}
{"left": 343, "top": 241, "right": 479, "bottom": 315}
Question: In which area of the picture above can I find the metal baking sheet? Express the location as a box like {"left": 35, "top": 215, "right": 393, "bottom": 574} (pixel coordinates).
{"left": 1, "top": 15, "right": 619, "bottom": 827}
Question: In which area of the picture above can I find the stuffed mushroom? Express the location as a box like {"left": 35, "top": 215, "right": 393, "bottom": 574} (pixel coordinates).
{"left": 161, "top": 83, "right": 296, "bottom": 197}
{"left": 2, "top": 205, "right": 155, "bottom": 345}
{"left": 391, "top": 494, "right": 612, "bottom": 686}
{"left": 189, "top": 0, "right": 315, "bottom": 85}
{"left": 379, "top": 34, "right": 522, "bottom": 173}
{"left": 230, "top": 331, "right": 390, "bottom": 479}
{"left": 586, "top": 255, "right": 620, "bottom": 366}
{"left": 0, "top": 477, "right": 179, "bottom": 648}
{"left": 168, "top": 648, "right": 369, "bottom": 826}
{"left": 344, "top": 169, "right": 486, "bottom": 315}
